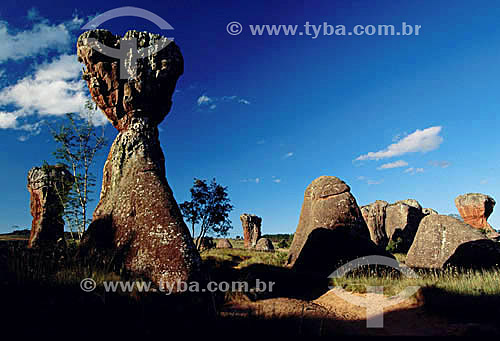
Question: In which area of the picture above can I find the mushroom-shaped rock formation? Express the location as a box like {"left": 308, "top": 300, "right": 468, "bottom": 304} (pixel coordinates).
{"left": 27, "top": 165, "right": 74, "bottom": 248}
{"left": 455, "top": 193, "right": 496, "bottom": 232}
{"left": 77, "top": 30, "right": 202, "bottom": 290}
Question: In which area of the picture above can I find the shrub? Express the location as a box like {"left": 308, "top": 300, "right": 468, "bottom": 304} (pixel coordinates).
{"left": 386, "top": 237, "right": 404, "bottom": 253}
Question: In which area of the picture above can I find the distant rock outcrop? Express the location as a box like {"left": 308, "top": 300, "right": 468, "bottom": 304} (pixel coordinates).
{"left": 216, "top": 238, "right": 233, "bottom": 249}
{"left": 360, "top": 200, "right": 389, "bottom": 247}
{"left": 27, "top": 165, "right": 74, "bottom": 248}
{"left": 255, "top": 238, "right": 274, "bottom": 251}
{"left": 240, "top": 214, "right": 262, "bottom": 249}
{"left": 361, "top": 198, "right": 430, "bottom": 251}
{"left": 455, "top": 193, "right": 496, "bottom": 232}
{"left": 406, "top": 215, "right": 500, "bottom": 268}
{"left": 286, "top": 176, "right": 388, "bottom": 275}
{"left": 77, "top": 29, "right": 202, "bottom": 291}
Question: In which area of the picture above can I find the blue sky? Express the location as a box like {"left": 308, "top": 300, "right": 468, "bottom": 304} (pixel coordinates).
{"left": 1, "top": 0, "right": 500, "bottom": 236}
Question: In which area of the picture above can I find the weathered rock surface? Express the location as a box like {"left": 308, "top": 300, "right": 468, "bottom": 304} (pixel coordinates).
{"left": 216, "top": 238, "right": 233, "bottom": 249}
{"left": 77, "top": 29, "right": 182, "bottom": 131}
{"left": 406, "top": 215, "right": 500, "bottom": 268}
{"left": 27, "top": 165, "right": 74, "bottom": 248}
{"left": 423, "top": 208, "right": 438, "bottom": 216}
{"left": 455, "top": 193, "right": 496, "bottom": 232}
{"left": 360, "top": 200, "right": 389, "bottom": 247}
{"left": 78, "top": 29, "right": 202, "bottom": 290}
{"left": 291, "top": 227, "right": 394, "bottom": 276}
{"left": 286, "top": 176, "right": 385, "bottom": 273}
{"left": 385, "top": 200, "right": 425, "bottom": 252}
{"left": 240, "top": 214, "right": 262, "bottom": 249}
{"left": 255, "top": 238, "right": 274, "bottom": 251}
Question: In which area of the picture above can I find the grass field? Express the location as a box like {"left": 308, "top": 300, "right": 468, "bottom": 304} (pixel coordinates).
{"left": 2, "top": 234, "right": 500, "bottom": 335}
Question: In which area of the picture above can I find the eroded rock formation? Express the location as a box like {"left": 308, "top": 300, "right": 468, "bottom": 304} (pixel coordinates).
{"left": 361, "top": 198, "right": 440, "bottom": 251}
{"left": 385, "top": 200, "right": 425, "bottom": 252}
{"left": 77, "top": 29, "right": 202, "bottom": 290}
{"left": 360, "top": 200, "right": 389, "bottom": 247}
{"left": 423, "top": 208, "right": 438, "bottom": 216}
{"left": 255, "top": 238, "right": 274, "bottom": 252}
{"left": 455, "top": 193, "right": 496, "bottom": 232}
{"left": 240, "top": 214, "right": 262, "bottom": 248}
{"left": 27, "top": 165, "right": 74, "bottom": 248}
{"left": 216, "top": 238, "right": 233, "bottom": 249}
{"left": 286, "top": 176, "right": 389, "bottom": 275}
{"left": 406, "top": 215, "right": 500, "bottom": 268}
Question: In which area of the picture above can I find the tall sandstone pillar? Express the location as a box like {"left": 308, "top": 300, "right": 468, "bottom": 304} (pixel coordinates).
{"left": 27, "top": 165, "right": 74, "bottom": 248}
{"left": 240, "top": 214, "right": 262, "bottom": 248}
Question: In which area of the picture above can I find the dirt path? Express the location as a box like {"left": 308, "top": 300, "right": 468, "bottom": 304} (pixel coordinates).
{"left": 222, "top": 289, "right": 498, "bottom": 336}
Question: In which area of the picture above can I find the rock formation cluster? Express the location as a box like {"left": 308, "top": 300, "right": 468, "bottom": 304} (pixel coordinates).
{"left": 361, "top": 199, "right": 432, "bottom": 251}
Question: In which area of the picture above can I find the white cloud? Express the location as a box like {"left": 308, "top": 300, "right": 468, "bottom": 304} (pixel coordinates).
{"left": 272, "top": 176, "right": 281, "bottom": 183}
{"left": 357, "top": 175, "right": 382, "bottom": 185}
{"left": 0, "top": 54, "right": 87, "bottom": 119}
{"left": 356, "top": 126, "right": 444, "bottom": 161}
{"left": 197, "top": 94, "right": 251, "bottom": 109}
{"left": 197, "top": 95, "right": 212, "bottom": 106}
{"left": 429, "top": 160, "right": 451, "bottom": 168}
{"left": 392, "top": 131, "right": 407, "bottom": 142}
{"left": 0, "top": 54, "right": 108, "bottom": 131}
{"left": 377, "top": 160, "right": 408, "bottom": 170}
{"left": 480, "top": 179, "right": 488, "bottom": 185}
{"left": 0, "top": 17, "right": 79, "bottom": 63}
{"left": 404, "top": 167, "right": 424, "bottom": 175}
{"left": 0, "top": 112, "right": 17, "bottom": 129}
{"left": 241, "top": 177, "right": 261, "bottom": 184}
{"left": 283, "top": 152, "right": 294, "bottom": 159}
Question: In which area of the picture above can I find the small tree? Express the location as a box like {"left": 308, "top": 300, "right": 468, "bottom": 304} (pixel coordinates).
{"left": 49, "top": 101, "right": 107, "bottom": 240}
{"left": 180, "top": 178, "right": 234, "bottom": 251}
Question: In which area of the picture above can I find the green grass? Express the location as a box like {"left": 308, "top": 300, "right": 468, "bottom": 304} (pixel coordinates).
{"left": 201, "top": 247, "right": 288, "bottom": 268}
{"left": 330, "top": 266, "right": 500, "bottom": 297}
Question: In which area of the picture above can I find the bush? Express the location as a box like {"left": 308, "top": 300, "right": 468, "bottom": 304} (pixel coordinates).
{"left": 386, "top": 237, "right": 404, "bottom": 253}
{"left": 277, "top": 239, "right": 290, "bottom": 249}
